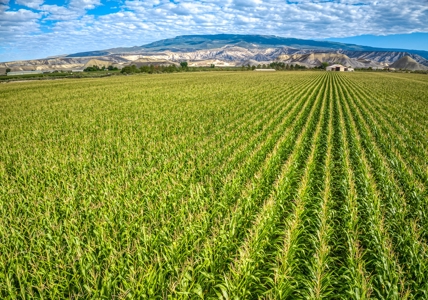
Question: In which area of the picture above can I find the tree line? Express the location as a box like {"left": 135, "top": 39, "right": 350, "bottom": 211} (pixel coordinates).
{"left": 119, "top": 62, "right": 312, "bottom": 74}
{"left": 84, "top": 65, "right": 118, "bottom": 72}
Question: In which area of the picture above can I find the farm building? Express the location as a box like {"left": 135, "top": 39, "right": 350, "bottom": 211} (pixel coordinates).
{"left": 254, "top": 69, "right": 276, "bottom": 72}
{"left": 326, "top": 64, "right": 354, "bottom": 72}
{"left": 7, "top": 70, "right": 43, "bottom": 76}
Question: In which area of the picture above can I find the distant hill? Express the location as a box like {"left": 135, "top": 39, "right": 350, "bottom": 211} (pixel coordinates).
{"left": 63, "top": 34, "right": 428, "bottom": 68}
{"left": 390, "top": 56, "right": 428, "bottom": 70}
{"left": 2, "top": 34, "right": 428, "bottom": 71}
{"left": 276, "top": 52, "right": 383, "bottom": 68}
{"left": 67, "top": 51, "right": 110, "bottom": 58}
{"left": 85, "top": 34, "right": 428, "bottom": 60}
{"left": 83, "top": 59, "right": 113, "bottom": 69}
{"left": 137, "top": 34, "right": 372, "bottom": 52}
{"left": 341, "top": 51, "right": 428, "bottom": 67}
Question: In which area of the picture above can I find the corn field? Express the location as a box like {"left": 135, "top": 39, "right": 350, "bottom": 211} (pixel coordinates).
{"left": 0, "top": 71, "right": 427, "bottom": 299}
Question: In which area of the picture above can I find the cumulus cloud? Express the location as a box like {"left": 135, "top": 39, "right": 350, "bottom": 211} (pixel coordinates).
{"left": 15, "top": 0, "right": 44, "bottom": 9}
{"left": 233, "top": 0, "right": 262, "bottom": 8}
{"left": 37, "top": 0, "right": 102, "bottom": 21}
{"left": 0, "top": 9, "right": 41, "bottom": 35}
{"left": 1, "top": 0, "right": 428, "bottom": 61}
{"left": 40, "top": 4, "right": 84, "bottom": 20}
{"left": 69, "top": 0, "right": 102, "bottom": 10}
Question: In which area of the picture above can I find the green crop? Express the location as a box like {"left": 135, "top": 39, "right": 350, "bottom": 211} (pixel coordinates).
{"left": 0, "top": 71, "right": 427, "bottom": 299}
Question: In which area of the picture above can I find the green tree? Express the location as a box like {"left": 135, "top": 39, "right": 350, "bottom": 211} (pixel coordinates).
{"left": 140, "top": 65, "right": 150, "bottom": 73}
{"left": 84, "top": 65, "right": 102, "bottom": 72}
{"left": 6, "top": 68, "right": 11, "bottom": 74}
{"left": 321, "top": 62, "right": 329, "bottom": 69}
{"left": 180, "top": 61, "right": 188, "bottom": 68}
{"left": 121, "top": 65, "right": 139, "bottom": 74}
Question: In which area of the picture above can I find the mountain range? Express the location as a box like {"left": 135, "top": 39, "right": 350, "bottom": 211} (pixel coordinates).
{"left": 1, "top": 34, "right": 428, "bottom": 73}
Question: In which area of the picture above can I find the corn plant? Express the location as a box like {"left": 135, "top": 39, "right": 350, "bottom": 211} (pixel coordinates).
{"left": 0, "top": 71, "right": 426, "bottom": 299}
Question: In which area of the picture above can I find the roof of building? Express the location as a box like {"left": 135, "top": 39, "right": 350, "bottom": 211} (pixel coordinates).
{"left": 327, "top": 64, "right": 345, "bottom": 68}
{"left": 7, "top": 70, "right": 43, "bottom": 76}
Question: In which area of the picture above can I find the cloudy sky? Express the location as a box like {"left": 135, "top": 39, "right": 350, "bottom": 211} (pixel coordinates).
{"left": 1, "top": 0, "right": 427, "bottom": 62}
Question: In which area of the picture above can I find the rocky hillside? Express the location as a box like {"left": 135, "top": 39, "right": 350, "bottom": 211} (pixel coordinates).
{"left": 1, "top": 57, "right": 87, "bottom": 71}
{"left": 389, "top": 56, "right": 428, "bottom": 70}
{"left": 276, "top": 52, "right": 387, "bottom": 68}
{"left": 341, "top": 51, "right": 428, "bottom": 66}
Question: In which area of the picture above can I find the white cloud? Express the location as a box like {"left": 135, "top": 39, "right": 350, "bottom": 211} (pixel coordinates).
{"left": 233, "top": 0, "right": 260, "bottom": 7}
{"left": 15, "top": 0, "right": 44, "bottom": 9}
{"left": 40, "top": 4, "right": 83, "bottom": 20}
{"left": 37, "top": 0, "right": 102, "bottom": 21}
{"left": 1, "top": 0, "right": 428, "bottom": 61}
{"left": 69, "top": 0, "right": 102, "bottom": 10}
{"left": 0, "top": 9, "right": 41, "bottom": 34}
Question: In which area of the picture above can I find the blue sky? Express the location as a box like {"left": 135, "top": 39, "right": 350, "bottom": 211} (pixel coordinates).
{"left": 326, "top": 33, "right": 428, "bottom": 51}
{"left": 0, "top": 0, "right": 427, "bottom": 62}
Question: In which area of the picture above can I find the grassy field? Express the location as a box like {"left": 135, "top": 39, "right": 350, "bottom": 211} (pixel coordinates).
{"left": 0, "top": 70, "right": 122, "bottom": 82}
{"left": 0, "top": 71, "right": 427, "bottom": 299}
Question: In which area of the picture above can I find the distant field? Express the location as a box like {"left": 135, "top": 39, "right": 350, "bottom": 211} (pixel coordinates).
{"left": 0, "top": 72, "right": 427, "bottom": 298}
{"left": 0, "top": 70, "right": 122, "bottom": 82}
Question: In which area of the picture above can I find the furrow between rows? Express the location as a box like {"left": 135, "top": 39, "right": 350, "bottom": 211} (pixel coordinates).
{"left": 267, "top": 72, "right": 331, "bottom": 299}
{"left": 329, "top": 73, "right": 372, "bottom": 299}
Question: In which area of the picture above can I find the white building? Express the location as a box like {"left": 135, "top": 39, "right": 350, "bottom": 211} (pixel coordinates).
{"left": 7, "top": 70, "right": 43, "bottom": 76}
{"left": 326, "top": 64, "right": 354, "bottom": 72}
{"left": 254, "top": 69, "right": 276, "bottom": 72}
